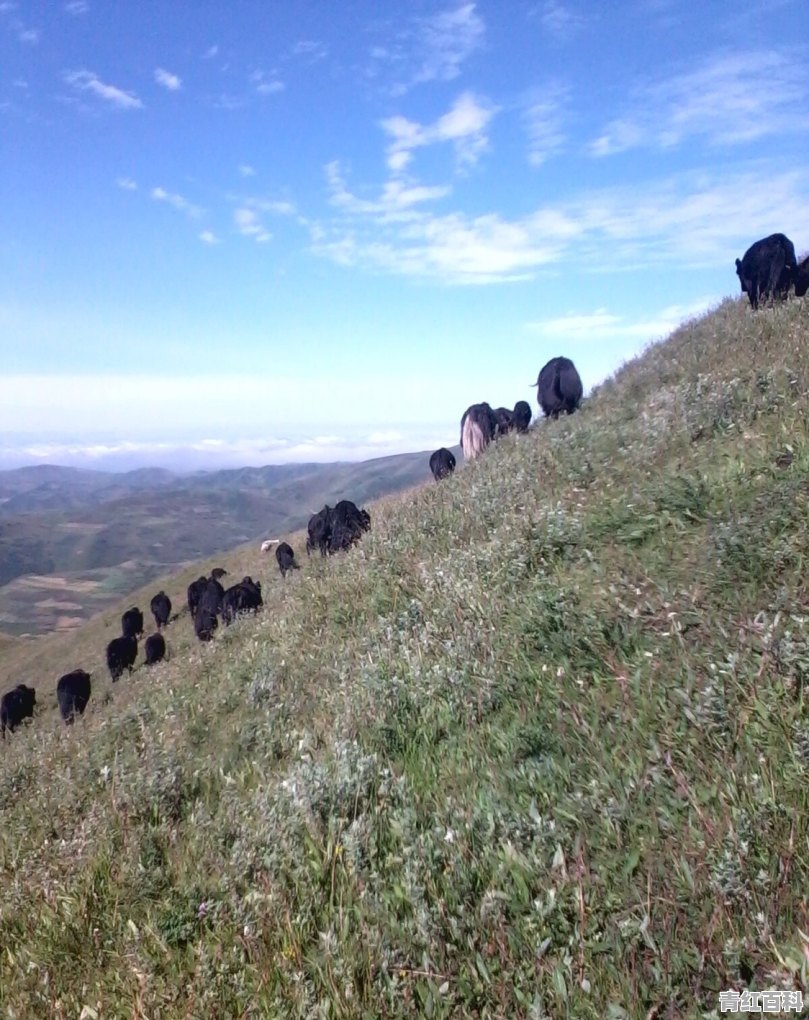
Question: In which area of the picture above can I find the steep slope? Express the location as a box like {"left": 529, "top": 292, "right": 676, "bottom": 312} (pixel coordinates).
{"left": 1, "top": 297, "right": 808, "bottom": 1017}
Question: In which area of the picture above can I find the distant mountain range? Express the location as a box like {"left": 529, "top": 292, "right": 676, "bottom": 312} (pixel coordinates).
{"left": 0, "top": 449, "right": 453, "bottom": 636}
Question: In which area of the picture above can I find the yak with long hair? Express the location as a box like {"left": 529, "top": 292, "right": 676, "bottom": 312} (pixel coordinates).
{"left": 460, "top": 402, "right": 498, "bottom": 460}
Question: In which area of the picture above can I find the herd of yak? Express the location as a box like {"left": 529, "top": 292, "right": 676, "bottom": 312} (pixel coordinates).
{"left": 0, "top": 502, "right": 374, "bottom": 735}
{"left": 2, "top": 232, "right": 807, "bottom": 739}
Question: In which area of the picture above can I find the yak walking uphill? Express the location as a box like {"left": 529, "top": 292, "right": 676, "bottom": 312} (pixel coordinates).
{"left": 56, "top": 669, "right": 91, "bottom": 725}
{"left": 194, "top": 578, "right": 225, "bottom": 642}
{"left": 150, "top": 591, "right": 171, "bottom": 630}
{"left": 735, "top": 233, "right": 797, "bottom": 310}
{"left": 106, "top": 635, "right": 138, "bottom": 681}
{"left": 144, "top": 633, "right": 166, "bottom": 666}
{"left": 796, "top": 255, "right": 809, "bottom": 298}
{"left": 275, "top": 542, "right": 299, "bottom": 579}
{"left": 1, "top": 683, "right": 36, "bottom": 737}
{"left": 121, "top": 606, "right": 144, "bottom": 640}
{"left": 429, "top": 447, "right": 456, "bottom": 481}
{"left": 460, "top": 398, "right": 534, "bottom": 461}
{"left": 492, "top": 407, "right": 515, "bottom": 436}
{"left": 493, "top": 401, "right": 533, "bottom": 435}
{"left": 511, "top": 400, "right": 532, "bottom": 433}
{"left": 533, "top": 357, "right": 583, "bottom": 419}
{"left": 221, "top": 576, "right": 263, "bottom": 626}
{"left": 460, "top": 402, "right": 498, "bottom": 460}
{"left": 307, "top": 500, "right": 371, "bottom": 557}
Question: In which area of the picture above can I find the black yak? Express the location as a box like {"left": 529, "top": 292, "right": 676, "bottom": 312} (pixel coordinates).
{"left": 221, "top": 577, "right": 263, "bottom": 625}
{"left": 533, "top": 357, "right": 583, "bottom": 419}
{"left": 187, "top": 576, "right": 208, "bottom": 618}
{"left": 512, "top": 400, "right": 532, "bottom": 433}
{"left": 329, "top": 500, "right": 371, "bottom": 554}
{"left": 144, "top": 633, "right": 166, "bottom": 666}
{"left": 735, "top": 233, "right": 797, "bottom": 309}
{"left": 794, "top": 254, "right": 809, "bottom": 298}
{"left": 307, "top": 505, "right": 332, "bottom": 557}
{"left": 121, "top": 606, "right": 144, "bottom": 639}
{"left": 150, "top": 591, "right": 172, "bottom": 630}
{"left": 307, "top": 501, "right": 371, "bottom": 557}
{"left": 107, "top": 635, "right": 137, "bottom": 681}
{"left": 275, "top": 542, "right": 299, "bottom": 578}
{"left": 194, "top": 578, "right": 225, "bottom": 641}
{"left": 57, "top": 670, "right": 91, "bottom": 724}
{"left": 1, "top": 683, "right": 36, "bottom": 737}
{"left": 492, "top": 407, "right": 515, "bottom": 436}
{"left": 429, "top": 447, "right": 456, "bottom": 481}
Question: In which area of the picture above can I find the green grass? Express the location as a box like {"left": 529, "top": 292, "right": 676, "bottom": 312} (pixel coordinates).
{"left": 2, "top": 296, "right": 809, "bottom": 1017}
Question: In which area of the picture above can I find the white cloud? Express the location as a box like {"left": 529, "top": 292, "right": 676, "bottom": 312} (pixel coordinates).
{"left": 382, "top": 91, "right": 497, "bottom": 173}
{"left": 256, "top": 80, "right": 284, "bottom": 95}
{"left": 589, "top": 50, "right": 809, "bottom": 156}
{"left": 525, "top": 297, "right": 718, "bottom": 342}
{"left": 214, "top": 94, "right": 246, "bottom": 111}
{"left": 291, "top": 39, "right": 328, "bottom": 61}
{"left": 252, "top": 198, "right": 296, "bottom": 216}
{"left": 535, "top": 1, "right": 584, "bottom": 39}
{"left": 253, "top": 198, "right": 295, "bottom": 217}
{"left": 64, "top": 70, "right": 143, "bottom": 110}
{"left": 326, "top": 161, "right": 450, "bottom": 215}
{"left": 371, "top": 2, "right": 485, "bottom": 96}
{"left": 199, "top": 230, "right": 219, "bottom": 245}
{"left": 228, "top": 196, "right": 296, "bottom": 241}
{"left": 155, "top": 67, "right": 181, "bottom": 91}
{"left": 588, "top": 119, "right": 643, "bottom": 158}
{"left": 239, "top": 164, "right": 256, "bottom": 177}
{"left": 234, "top": 208, "right": 271, "bottom": 242}
{"left": 151, "top": 186, "right": 203, "bottom": 218}
{"left": 251, "top": 70, "right": 285, "bottom": 95}
{"left": 0, "top": 3, "right": 40, "bottom": 43}
{"left": 313, "top": 203, "right": 562, "bottom": 283}
{"left": 203, "top": 44, "right": 218, "bottom": 59}
{"left": 64, "top": 0, "right": 88, "bottom": 13}
{"left": 313, "top": 164, "right": 809, "bottom": 284}
{"left": 522, "top": 86, "right": 568, "bottom": 165}
{"left": 116, "top": 176, "right": 137, "bottom": 190}
{"left": 410, "top": 2, "right": 484, "bottom": 87}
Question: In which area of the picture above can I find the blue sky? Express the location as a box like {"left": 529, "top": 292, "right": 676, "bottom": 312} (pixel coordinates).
{"left": 1, "top": 0, "right": 808, "bottom": 470}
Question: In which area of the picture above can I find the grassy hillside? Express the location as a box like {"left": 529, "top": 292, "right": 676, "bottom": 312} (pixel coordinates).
{"left": 0, "top": 449, "right": 442, "bottom": 635}
{"left": 2, "top": 296, "right": 809, "bottom": 1017}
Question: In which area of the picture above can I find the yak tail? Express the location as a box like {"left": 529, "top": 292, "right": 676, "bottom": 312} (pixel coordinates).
{"left": 461, "top": 416, "right": 487, "bottom": 460}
